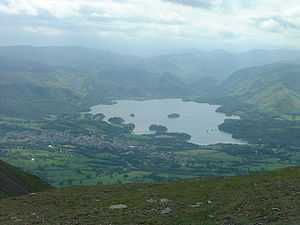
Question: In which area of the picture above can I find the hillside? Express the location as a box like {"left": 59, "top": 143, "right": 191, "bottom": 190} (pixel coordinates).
{"left": 0, "top": 46, "right": 191, "bottom": 118}
{"left": 220, "top": 63, "right": 300, "bottom": 116}
{"left": 0, "top": 167, "right": 299, "bottom": 225}
{"left": 0, "top": 160, "right": 51, "bottom": 198}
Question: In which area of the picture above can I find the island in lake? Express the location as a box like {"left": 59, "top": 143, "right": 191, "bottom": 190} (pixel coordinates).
{"left": 108, "top": 117, "right": 125, "bottom": 125}
{"left": 168, "top": 113, "right": 180, "bottom": 119}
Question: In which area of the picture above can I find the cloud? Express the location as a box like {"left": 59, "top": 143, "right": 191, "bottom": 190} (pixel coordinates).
{"left": 162, "top": 0, "right": 257, "bottom": 10}
{"left": 254, "top": 16, "right": 299, "bottom": 33}
{"left": 162, "top": 0, "right": 217, "bottom": 8}
{"left": 0, "top": 0, "right": 300, "bottom": 54}
{"left": 0, "top": 0, "right": 39, "bottom": 15}
{"left": 22, "top": 26, "right": 63, "bottom": 36}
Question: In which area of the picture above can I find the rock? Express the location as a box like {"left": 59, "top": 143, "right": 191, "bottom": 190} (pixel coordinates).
{"left": 190, "top": 202, "right": 204, "bottom": 208}
{"left": 160, "top": 198, "right": 171, "bottom": 203}
{"left": 160, "top": 207, "right": 172, "bottom": 214}
{"left": 109, "top": 204, "right": 128, "bottom": 209}
{"left": 146, "top": 199, "right": 157, "bottom": 203}
{"left": 207, "top": 200, "right": 213, "bottom": 204}
{"left": 272, "top": 207, "right": 281, "bottom": 211}
{"left": 10, "top": 217, "right": 22, "bottom": 222}
{"left": 223, "top": 216, "right": 234, "bottom": 225}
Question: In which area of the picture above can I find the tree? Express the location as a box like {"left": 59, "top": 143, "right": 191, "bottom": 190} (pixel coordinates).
{"left": 124, "top": 123, "right": 135, "bottom": 132}
{"left": 149, "top": 124, "right": 168, "bottom": 134}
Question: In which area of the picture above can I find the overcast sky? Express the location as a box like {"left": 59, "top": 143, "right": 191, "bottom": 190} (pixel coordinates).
{"left": 0, "top": 0, "right": 300, "bottom": 55}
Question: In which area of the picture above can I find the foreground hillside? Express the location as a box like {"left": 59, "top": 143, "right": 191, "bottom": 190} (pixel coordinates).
{"left": 1, "top": 167, "right": 300, "bottom": 225}
{"left": 0, "top": 160, "right": 50, "bottom": 198}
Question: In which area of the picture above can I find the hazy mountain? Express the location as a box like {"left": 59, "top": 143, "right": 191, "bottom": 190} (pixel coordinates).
{"left": 0, "top": 160, "right": 51, "bottom": 198}
{"left": 0, "top": 46, "right": 141, "bottom": 71}
{"left": 0, "top": 46, "right": 192, "bottom": 118}
{"left": 3, "top": 46, "right": 300, "bottom": 81}
{"left": 146, "top": 49, "right": 300, "bottom": 81}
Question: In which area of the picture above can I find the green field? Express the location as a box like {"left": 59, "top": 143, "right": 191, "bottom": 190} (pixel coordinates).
{"left": 1, "top": 143, "right": 299, "bottom": 187}
{"left": 1, "top": 112, "right": 300, "bottom": 187}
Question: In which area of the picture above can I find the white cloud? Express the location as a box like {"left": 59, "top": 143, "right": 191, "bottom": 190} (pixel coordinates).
{"left": 0, "top": 0, "right": 39, "bottom": 15}
{"left": 22, "top": 25, "right": 63, "bottom": 36}
{"left": 258, "top": 19, "right": 283, "bottom": 32}
{"left": 0, "top": 0, "right": 300, "bottom": 52}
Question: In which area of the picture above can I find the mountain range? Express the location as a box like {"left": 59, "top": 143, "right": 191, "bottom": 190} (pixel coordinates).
{"left": 1, "top": 46, "right": 300, "bottom": 118}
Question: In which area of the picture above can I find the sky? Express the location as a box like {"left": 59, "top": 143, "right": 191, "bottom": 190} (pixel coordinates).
{"left": 0, "top": 0, "right": 300, "bottom": 55}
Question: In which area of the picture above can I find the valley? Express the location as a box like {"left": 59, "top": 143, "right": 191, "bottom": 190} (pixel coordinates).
{"left": 1, "top": 46, "right": 300, "bottom": 225}
{"left": 0, "top": 110, "right": 299, "bottom": 187}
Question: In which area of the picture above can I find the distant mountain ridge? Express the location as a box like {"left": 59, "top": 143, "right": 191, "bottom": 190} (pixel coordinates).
{"left": 2, "top": 46, "right": 300, "bottom": 80}
{"left": 145, "top": 49, "right": 300, "bottom": 81}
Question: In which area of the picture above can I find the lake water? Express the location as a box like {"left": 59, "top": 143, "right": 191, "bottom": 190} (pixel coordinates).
{"left": 90, "top": 99, "right": 243, "bottom": 145}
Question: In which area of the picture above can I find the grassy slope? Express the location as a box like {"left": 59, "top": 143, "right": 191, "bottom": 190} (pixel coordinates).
{"left": 0, "top": 167, "right": 299, "bottom": 225}
{"left": 0, "top": 160, "right": 51, "bottom": 198}
{"left": 221, "top": 63, "right": 300, "bottom": 116}
{"left": 249, "top": 84, "right": 300, "bottom": 114}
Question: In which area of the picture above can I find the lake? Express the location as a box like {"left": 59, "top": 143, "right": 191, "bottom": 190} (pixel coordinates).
{"left": 90, "top": 99, "right": 243, "bottom": 145}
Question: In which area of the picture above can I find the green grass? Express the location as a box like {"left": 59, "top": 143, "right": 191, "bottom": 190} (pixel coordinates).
{"left": 1, "top": 167, "right": 300, "bottom": 225}
{"left": 176, "top": 149, "right": 241, "bottom": 161}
